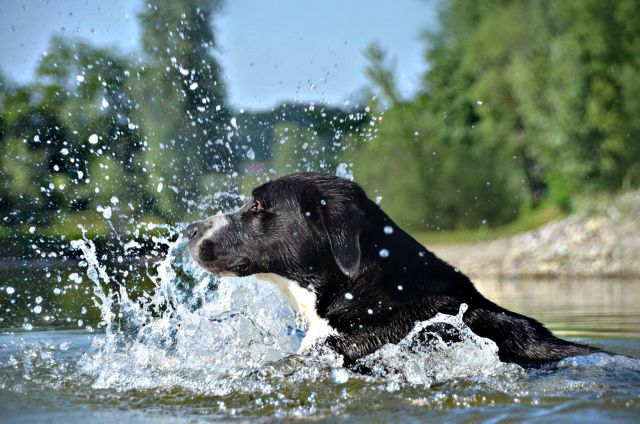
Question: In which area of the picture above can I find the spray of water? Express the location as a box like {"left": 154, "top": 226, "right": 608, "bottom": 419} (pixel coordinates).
{"left": 2, "top": 226, "right": 638, "bottom": 417}
{"left": 60, "top": 228, "right": 529, "bottom": 396}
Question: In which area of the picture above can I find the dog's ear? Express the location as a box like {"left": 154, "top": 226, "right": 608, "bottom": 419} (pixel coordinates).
{"left": 302, "top": 188, "right": 365, "bottom": 277}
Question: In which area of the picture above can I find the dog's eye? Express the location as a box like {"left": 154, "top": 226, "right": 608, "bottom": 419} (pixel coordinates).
{"left": 250, "top": 200, "right": 265, "bottom": 213}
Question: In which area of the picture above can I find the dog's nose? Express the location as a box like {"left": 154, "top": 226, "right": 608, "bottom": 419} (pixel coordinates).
{"left": 186, "top": 222, "right": 201, "bottom": 239}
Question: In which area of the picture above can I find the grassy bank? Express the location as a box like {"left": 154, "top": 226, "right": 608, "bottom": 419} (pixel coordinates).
{"left": 414, "top": 203, "right": 567, "bottom": 245}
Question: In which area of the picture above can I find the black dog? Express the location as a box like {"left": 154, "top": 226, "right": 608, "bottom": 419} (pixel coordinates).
{"left": 187, "top": 172, "right": 596, "bottom": 366}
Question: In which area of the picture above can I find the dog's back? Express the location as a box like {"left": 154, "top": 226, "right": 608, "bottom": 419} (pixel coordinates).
{"left": 314, "top": 196, "right": 597, "bottom": 365}
{"left": 188, "top": 172, "right": 598, "bottom": 367}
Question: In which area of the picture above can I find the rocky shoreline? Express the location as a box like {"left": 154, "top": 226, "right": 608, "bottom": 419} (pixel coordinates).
{"left": 430, "top": 191, "right": 640, "bottom": 280}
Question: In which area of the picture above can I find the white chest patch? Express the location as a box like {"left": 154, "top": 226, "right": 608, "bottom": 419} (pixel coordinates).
{"left": 255, "top": 273, "right": 337, "bottom": 352}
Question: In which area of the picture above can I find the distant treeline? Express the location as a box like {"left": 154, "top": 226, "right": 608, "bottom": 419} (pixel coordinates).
{"left": 1, "top": 0, "right": 639, "bottom": 243}
{"left": 0, "top": 0, "right": 369, "bottom": 240}
{"left": 350, "top": 0, "right": 640, "bottom": 230}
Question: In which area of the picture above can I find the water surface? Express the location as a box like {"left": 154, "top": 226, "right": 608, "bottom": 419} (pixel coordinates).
{"left": 1, "top": 240, "right": 639, "bottom": 423}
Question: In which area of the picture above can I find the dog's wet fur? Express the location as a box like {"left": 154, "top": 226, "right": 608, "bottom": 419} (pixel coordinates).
{"left": 187, "top": 172, "right": 597, "bottom": 367}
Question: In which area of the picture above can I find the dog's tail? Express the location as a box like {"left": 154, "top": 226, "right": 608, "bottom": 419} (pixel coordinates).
{"left": 464, "top": 306, "right": 600, "bottom": 367}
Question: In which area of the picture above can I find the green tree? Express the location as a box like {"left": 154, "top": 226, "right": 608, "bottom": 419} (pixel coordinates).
{"left": 542, "top": 0, "right": 640, "bottom": 192}
{"left": 349, "top": 39, "right": 521, "bottom": 230}
{"left": 0, "top": 36, "right": 153, "bottom": 231}
{"left": 137, "top": 0, "right": 233, "bottom": 219}
{"left": 1, "top": 83, "right": 70, "bottom": 225}
{"left": 352, "top": 0, "right": 640, "bottom": 232}
{"left": 35, "top": 36, "right": 153, "bottom": 224}
{"left": 271, "top": 122, "right": 326, "bottom": 176}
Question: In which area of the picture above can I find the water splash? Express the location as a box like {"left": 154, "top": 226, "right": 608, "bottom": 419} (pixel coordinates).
{"left": 3, "top": 226, "right": 637, "bottom": 419}
{"left": 71, "top": 231, "right": 304, "bottom": 395}
{"left": 357, "top": 304, "right": 522, "bottom": 387}
{"left": 67, "top": 228, "right": 522, "bottom": 396}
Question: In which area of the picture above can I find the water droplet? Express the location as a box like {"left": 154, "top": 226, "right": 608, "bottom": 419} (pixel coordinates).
{"left": 335, "top": 163, "right": 353, "bottom": 180}
{"left": 29, "top": 226, "right": 36, "bottom": 234}
{"left": 379, "top": 248, "right": 390, "bottom": 258}
{"left": 88, "top": 134, "right": 99, "bottom": 144}
{"left": 246, "top": 148, "right": 255, "bottom": 160}
{"left": 101, "top": 98, "right": 109, "bottom": 108}
{"left": 331, "top": 368, "right": 349, "bottom": 384}
{"left": 33, "top": 305, "right": 42, "bottom": 314}
{"left": 383, "top": 225, "right": 393, "bottom": 234}
{"left": 367, "top": 309, "right": 373, "bottom": 315}
{"left": 97, "top": 205, "right": 112, "bottom": 219}
{"left": 6, "top": 286, "right": 15, "bottom": 295}
{"left": 386, "top": 381, "right": 400, "bottom": 392}
{"left": 344, "top": 293, "right": 353, "bottom": 300}
{"left": 189, "top": 82, "right": 198, "bottom": 90}
{"left": 157, "top": 182, "right": 164, "bottom": 193}
{"left": 397, "top": 285, "right": 403, "bottom": 291}
{"left": 76, "top": 74, "right": 85, "bottom": 82}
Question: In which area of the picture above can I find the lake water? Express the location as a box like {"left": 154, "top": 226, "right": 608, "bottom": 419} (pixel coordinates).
{"left": 1, "top": 238, "right": 639, "bottom": 423}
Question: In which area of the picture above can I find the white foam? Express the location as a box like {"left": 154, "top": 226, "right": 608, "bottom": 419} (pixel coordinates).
{"left": 356, "top": 304, "right": 522, "bottom": 386}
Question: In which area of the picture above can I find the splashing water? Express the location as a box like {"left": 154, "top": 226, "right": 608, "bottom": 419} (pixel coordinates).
{"left": 357, "top": 304, "right": 522, "bottom": 387}
{"left": 72, "top": 232, "right": 302, "bottom": 395}
{"left": 64, "top": 229, "right": 523, "bottom": 396}
{"left": 1, "top": 227, "right": 639, "bottom": 419}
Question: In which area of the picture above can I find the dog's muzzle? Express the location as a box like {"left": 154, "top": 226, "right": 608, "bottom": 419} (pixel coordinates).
{"left": 186, "top": 221, "right": 202, "bottom": 239}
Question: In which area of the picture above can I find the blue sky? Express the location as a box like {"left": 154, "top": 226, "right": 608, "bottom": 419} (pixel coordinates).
{"left": 0, "top": 0, "right": 437, "bottom": 109}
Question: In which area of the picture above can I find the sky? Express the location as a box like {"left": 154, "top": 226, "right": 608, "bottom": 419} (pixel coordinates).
{"left": 0, "top": 0, "right": 437, "bottom": 110}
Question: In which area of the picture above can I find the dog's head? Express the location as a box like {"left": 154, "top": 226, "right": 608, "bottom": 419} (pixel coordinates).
{"left": 187, "top": 173, "right": 371, "bottom": 280}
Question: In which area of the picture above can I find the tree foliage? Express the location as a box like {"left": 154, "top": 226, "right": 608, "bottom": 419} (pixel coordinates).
{"left": 1, "top": 0, "right": 638, "bottom": 238}
{"left": 137, "top": 0, "right": 233, "bottom": 218}
{"left": 0, "top": 1, "right": 367, "bottom": 235}
{"left": 348, "top": 0, "right": 640, "bottom": 230}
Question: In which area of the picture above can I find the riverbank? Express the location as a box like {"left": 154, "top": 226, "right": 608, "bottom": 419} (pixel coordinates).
{"left": 428, "top": 191, "right": 640, "bottom": 280}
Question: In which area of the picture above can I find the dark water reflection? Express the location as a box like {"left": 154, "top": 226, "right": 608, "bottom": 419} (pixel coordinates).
{"left": 476, "top": 279, "right": 640, "bottom": 340}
